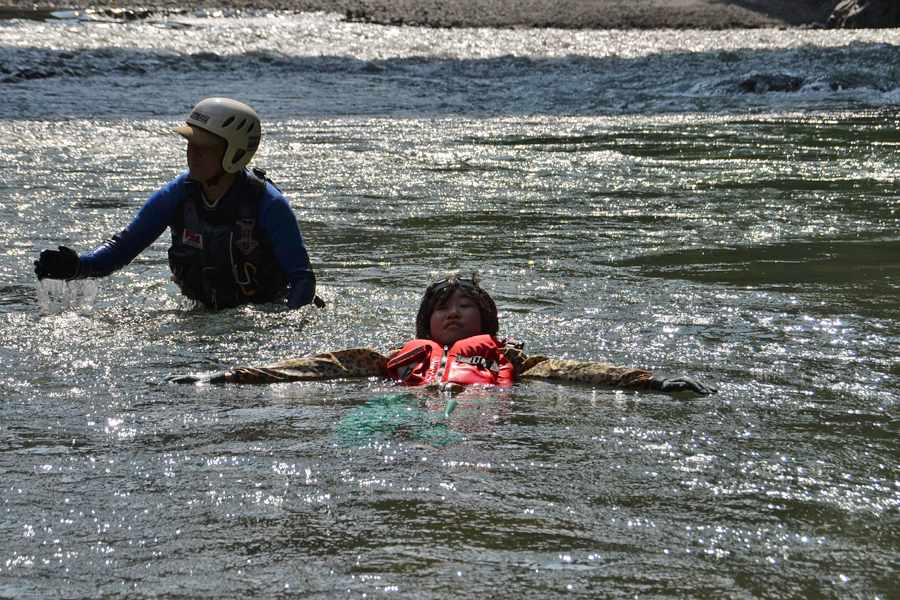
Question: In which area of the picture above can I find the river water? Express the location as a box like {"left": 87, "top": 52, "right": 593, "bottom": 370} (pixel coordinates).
{"left": 1, "top": 9, "right": 899, "bottom": 599}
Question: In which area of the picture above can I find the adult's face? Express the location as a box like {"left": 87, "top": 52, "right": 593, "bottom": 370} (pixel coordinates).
{"left": 186, "top": 141, "right": 226, "bottom": 183}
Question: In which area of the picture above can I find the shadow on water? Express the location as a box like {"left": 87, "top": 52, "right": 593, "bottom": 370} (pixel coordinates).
{"left": 614, "top": 238, "right": 900, "bottom": 312}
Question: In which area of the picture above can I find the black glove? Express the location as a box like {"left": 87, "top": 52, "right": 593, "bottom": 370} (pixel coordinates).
{"left": 165, "top": 373, "right": 229, "bottom": 385}
{"left": 166, "top": 374, "right": 202, "bottom": 384}
{"left": 34, "top": 246, "right": 82, "bottom": 281}
{"left": 651, "top": 375, "right": 717, "bottom": 397}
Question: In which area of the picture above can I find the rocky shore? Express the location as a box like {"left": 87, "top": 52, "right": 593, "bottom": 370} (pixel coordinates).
{"left": 2, "top": 0, "right": 898, "bottom": 29}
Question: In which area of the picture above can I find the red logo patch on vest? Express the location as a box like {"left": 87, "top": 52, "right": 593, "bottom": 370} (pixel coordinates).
{"left": 182, "top": 229, "right": 203, "bottom": 249}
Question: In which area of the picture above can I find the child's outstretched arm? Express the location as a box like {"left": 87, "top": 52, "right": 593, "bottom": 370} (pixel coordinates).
{"left": 169, "top": 348, "right": 393, "bottom": 384}
{"left": 501, "top": 348, "right": 716, "bottom": 398}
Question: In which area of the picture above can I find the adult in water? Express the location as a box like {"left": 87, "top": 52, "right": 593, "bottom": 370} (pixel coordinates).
{"left": 34, "top": 98, "right": 320, "bottom": 310}
{"left": 173, "top": 272, "right": 716, "bottom": 398}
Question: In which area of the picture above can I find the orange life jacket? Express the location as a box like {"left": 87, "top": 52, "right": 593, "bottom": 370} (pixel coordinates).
{"left": 386, "top": 334, "right": 517, "bottom": 387}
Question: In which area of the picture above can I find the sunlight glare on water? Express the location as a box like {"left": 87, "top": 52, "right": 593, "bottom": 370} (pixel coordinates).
{"left": 0, "top": 10, "right": 898, "bottom": 600}
{"left": 2, "top": 12, "right": 898, "bottom": 59}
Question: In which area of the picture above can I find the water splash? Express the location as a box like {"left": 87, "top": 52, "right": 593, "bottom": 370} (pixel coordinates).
{"left": 36, "top": 278, "right": 99, "bottom": 315}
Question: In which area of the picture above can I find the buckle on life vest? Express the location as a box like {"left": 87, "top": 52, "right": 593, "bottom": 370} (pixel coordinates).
{"left": 455, "top": 355, "right": 500, "bottom": 373}
{"left": 501, "top": 338, "right": 525, "bottom": 350}
{"left": 233, "top": 262, "right": 258, "bottom": 296}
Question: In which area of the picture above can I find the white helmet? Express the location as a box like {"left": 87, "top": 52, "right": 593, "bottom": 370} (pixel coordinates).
{"left": 173, "top": 97, "right": 262, "bottom": 173}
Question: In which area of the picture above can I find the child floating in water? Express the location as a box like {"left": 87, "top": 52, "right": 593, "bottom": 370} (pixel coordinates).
{"left": 173, "top": 272, "right": 716, "bottom": 397}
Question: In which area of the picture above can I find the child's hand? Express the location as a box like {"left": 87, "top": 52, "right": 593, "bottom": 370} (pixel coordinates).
{"left": 165, "top": 373, "right": 229, "bottom": 384}
{"left": 651, "top": 376, "right": 717, "bottom": 398}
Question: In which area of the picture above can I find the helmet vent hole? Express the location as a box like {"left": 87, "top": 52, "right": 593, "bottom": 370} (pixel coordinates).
{"left": 236, "top": 118, "right": 247, "bottom": 130}
{"left": 248, "top": 123, "right": 256, "bottom": 134}
{"left": 222, "top": 116, "right": 235, "bottom": 127}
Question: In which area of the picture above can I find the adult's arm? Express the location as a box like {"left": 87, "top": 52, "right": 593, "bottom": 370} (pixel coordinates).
{"left": 257, "top": 184, "right": 316, "bottom": 308}
{"left": 78, "top": 175, "right": 187, "bottom": 277}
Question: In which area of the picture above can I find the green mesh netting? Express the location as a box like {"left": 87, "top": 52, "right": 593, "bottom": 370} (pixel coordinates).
{"left": 334, "top": 392, "right": 462, "bottom": 448}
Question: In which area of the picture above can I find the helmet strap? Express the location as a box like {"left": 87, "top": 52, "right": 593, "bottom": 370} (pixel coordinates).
{"left": 201, "top": 169, "right": 238, "bottom": 207}
{"left": 205, "top": 171, "right": 226, "bottom": 186}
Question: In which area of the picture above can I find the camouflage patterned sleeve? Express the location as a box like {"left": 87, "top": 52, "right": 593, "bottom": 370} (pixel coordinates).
{"left": 513, "top": 354, "right": 657, "bottom": 390}
{"left": 226, "top": 348, "right": 390, "bottom": 383}
{"left": 498, "top": 346, "right": 547, "bottom": 374}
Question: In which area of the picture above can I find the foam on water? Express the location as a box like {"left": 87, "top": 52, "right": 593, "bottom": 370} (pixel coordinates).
{"left": 2, "top": 11, "right": 900, "bottom": 119}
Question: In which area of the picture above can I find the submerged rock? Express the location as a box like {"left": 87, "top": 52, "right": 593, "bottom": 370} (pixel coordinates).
{"left": 714, "top": 74, "right": 805, "bottom": 94}
{"left": 827, "top": 0, "right": 900, "bottom": 28}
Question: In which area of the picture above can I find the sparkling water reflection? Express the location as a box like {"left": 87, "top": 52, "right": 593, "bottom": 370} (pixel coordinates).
{"left": 1, "top": 10, "right": 899, "bottom": 600}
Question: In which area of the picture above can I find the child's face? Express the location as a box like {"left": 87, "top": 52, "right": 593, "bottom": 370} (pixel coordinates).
{"left": 429, "top": 288, "right": 484, "bottom": 347}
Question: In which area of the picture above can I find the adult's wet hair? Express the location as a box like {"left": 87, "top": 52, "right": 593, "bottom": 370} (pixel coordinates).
{"left": 415, "top": 271, "right": 500, "bottom": 341}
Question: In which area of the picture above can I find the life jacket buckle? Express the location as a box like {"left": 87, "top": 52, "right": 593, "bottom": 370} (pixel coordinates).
{"left": 501, "top": 338, "right": 525, "bottom": 350}
{"left": 455, "top": 355, "right": 499, "bottom": 373}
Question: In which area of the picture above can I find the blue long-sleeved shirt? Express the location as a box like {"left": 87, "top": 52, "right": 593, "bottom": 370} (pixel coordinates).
{"left": 79, "top": 170, "right": 315, "bottom": 308}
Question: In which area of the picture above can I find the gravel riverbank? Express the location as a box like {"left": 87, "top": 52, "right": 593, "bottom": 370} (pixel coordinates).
{"left": 3, "top": 0, "right": 846, "bottom": 29}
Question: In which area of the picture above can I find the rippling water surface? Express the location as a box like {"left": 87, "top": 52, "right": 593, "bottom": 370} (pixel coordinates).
{"left": 1, "top": 10, "right": 899, "bottom": 599}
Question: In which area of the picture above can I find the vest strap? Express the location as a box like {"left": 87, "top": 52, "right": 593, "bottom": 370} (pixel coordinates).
{"left": 387, "top": 344, "right": 429, "bottom": 369}
{"left": 455, "top": 355, "right": 500, "bottom": 373}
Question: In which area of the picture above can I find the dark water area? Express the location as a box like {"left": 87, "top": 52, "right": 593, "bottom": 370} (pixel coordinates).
{"left": 1, "top": 11, "right": 899, "bottom": 599}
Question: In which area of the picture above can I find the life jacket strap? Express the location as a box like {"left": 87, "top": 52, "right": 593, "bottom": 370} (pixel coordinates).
{"left": 387, "top": 345, "right": 429, "bottom": 370}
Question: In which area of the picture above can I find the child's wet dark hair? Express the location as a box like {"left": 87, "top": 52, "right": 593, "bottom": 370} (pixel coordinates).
{"left": 415, "top": 271, "right": 499, "bottom": 341}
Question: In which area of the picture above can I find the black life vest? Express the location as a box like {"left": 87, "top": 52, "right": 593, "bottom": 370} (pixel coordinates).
{"left": 168, "top": 168, "right": 289, "bottom": 309}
